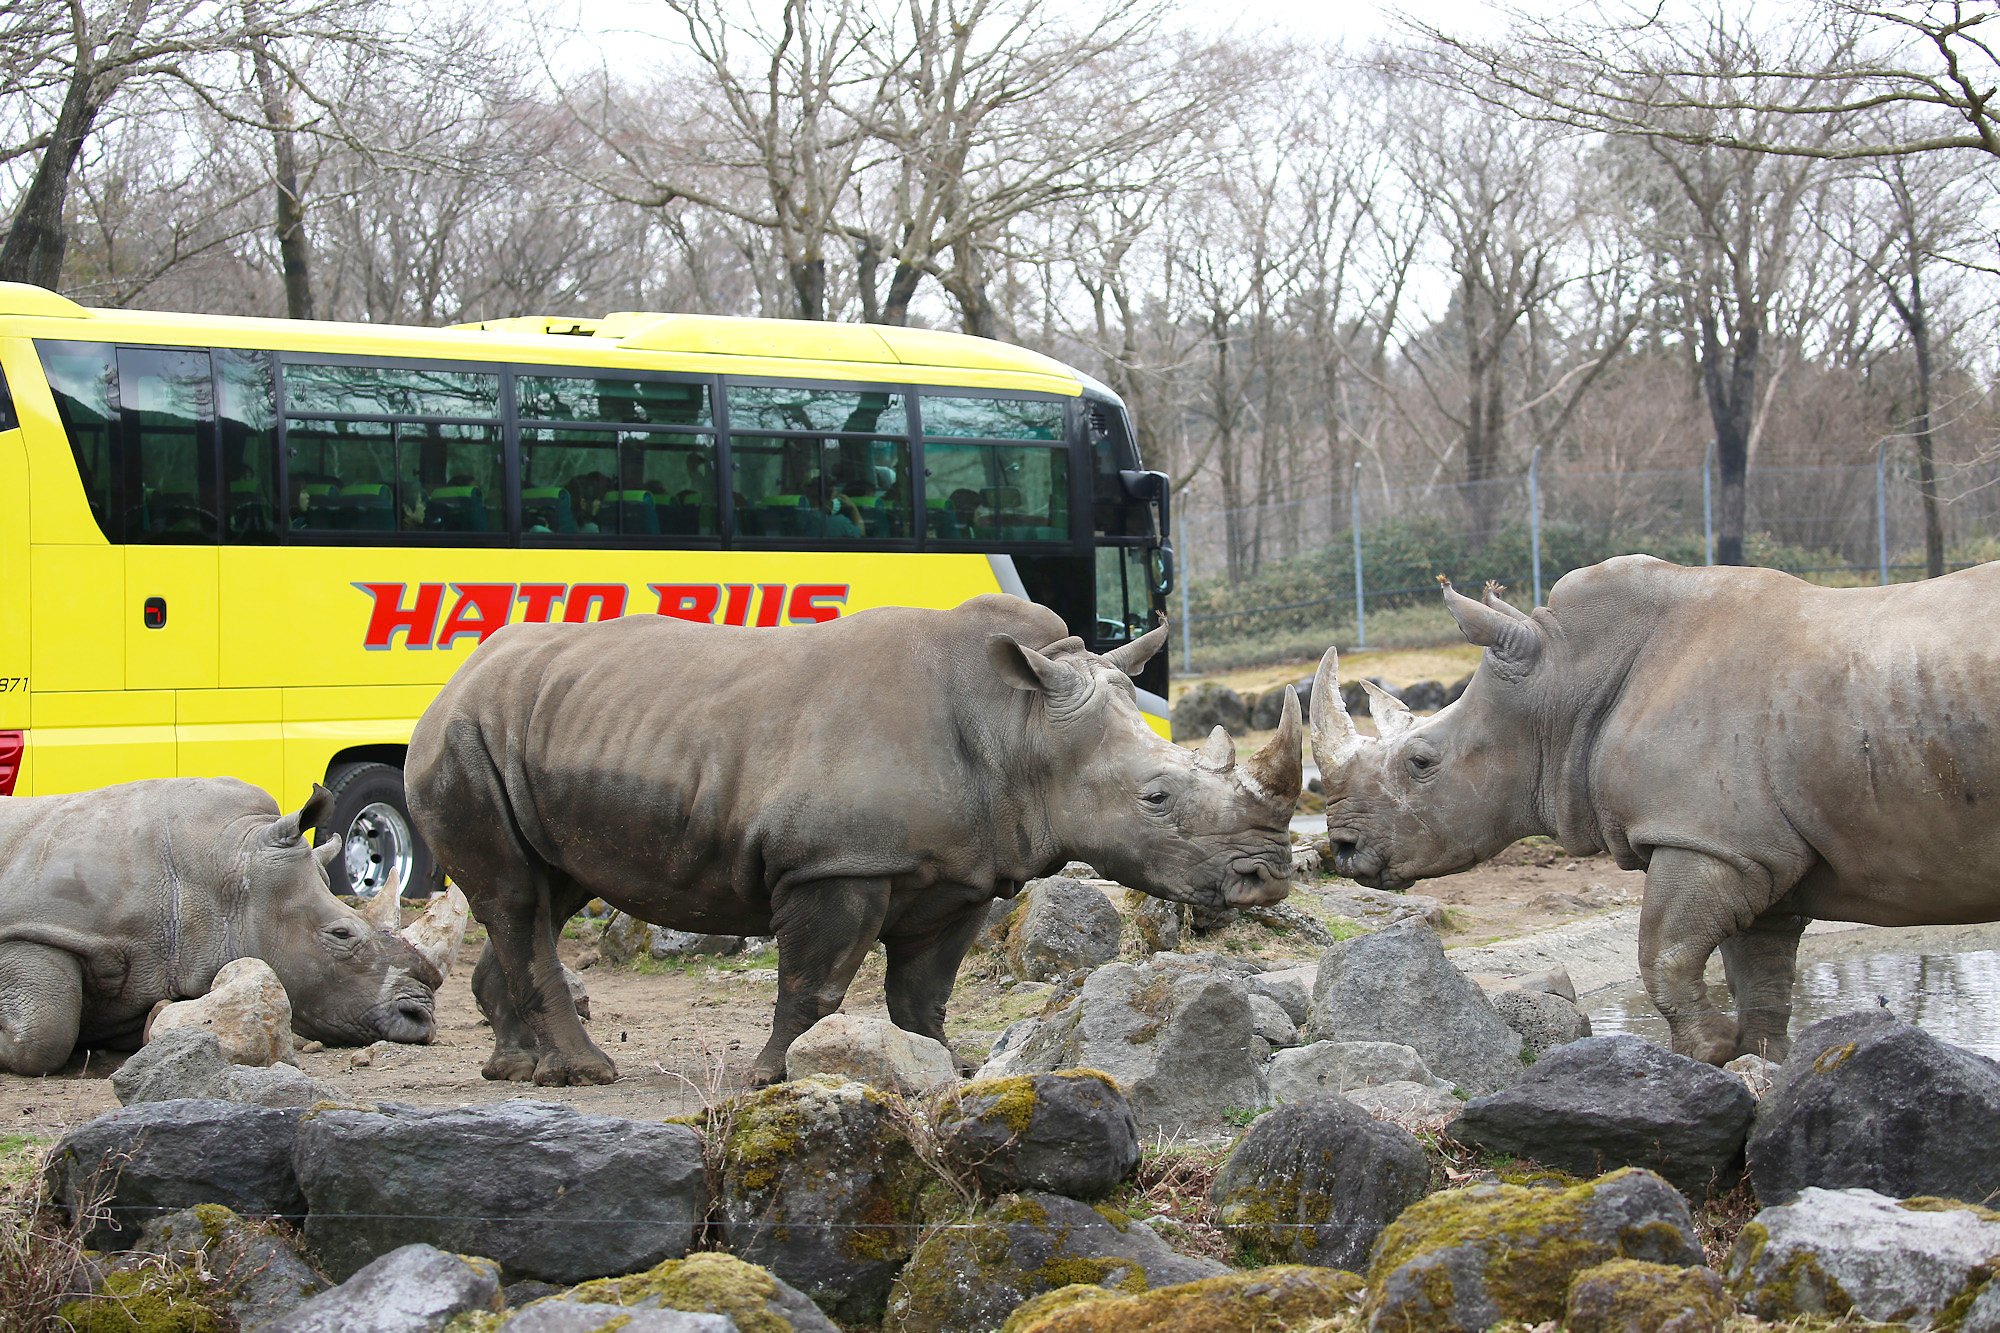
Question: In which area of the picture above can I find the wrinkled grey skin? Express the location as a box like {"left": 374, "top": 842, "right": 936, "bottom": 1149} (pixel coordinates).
{"left": 406, "top": 593, "right": 1302, "bottom": 1087}
{"left": 1313, "top": 556, "right": 2000, "bottom": 1065}
{"left": 0, "top": 778, "right": 443, "bottom": 1074}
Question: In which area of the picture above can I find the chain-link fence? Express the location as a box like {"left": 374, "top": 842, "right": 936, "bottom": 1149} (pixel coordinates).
{"left": 1172, "top": 446, "right": 2000, "bottom": 673}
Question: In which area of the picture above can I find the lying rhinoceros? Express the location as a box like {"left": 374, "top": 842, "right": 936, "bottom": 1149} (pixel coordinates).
{"left": 407, "top": 593, "right": 1302, "bottom": 1086}
{"left": 1310, "top": 557, "right": 2000, "bottom": 1064}
{"left": 0, "top": 778, "right": 449, "bottom": 1074}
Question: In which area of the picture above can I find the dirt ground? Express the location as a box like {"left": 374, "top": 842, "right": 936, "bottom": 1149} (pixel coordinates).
{"left": 0, "top": 844, "right": 1649, "bottom": 1143}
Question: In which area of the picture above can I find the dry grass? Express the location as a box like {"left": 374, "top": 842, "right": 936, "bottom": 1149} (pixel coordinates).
{"left": 1105, "top": 1138, "right": 1235, "bottom": 1265}
{"left": 0, "top": 1134, "right": 107, "bottom": 1331}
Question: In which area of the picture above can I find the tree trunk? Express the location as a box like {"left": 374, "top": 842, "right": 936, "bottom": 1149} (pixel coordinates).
{"left": 789, "top": 254, "right": 826, "bottom": 321}
{"left": 247, "top": 20, "right": 314, "bottom": 320}
{"left": 1699, "top": 311, "right": 1758, "bottom": 567}
{"left": 1899, "top": 271, "right": 1945, "bottom": 579}
{"left": 0, "top": 49, "right": 103, "bottom": 287}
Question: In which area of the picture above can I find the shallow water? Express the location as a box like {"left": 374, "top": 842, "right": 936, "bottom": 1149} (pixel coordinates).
{"left": 1587, "top": 947, "right": 2000, "bottom": 1059}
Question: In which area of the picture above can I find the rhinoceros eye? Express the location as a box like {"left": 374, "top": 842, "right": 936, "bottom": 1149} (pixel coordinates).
{"left": 1142, "top": 790, "right": 1170, "bottom": 807}
{"left": 1408, "top": 752, "right": 1439, "bottom": 781}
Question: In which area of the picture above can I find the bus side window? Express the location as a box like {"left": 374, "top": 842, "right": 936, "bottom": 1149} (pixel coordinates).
{"left": 0, "top": 361, "right": 16, "bottom": 432}
{"left": 116, "top": 346, "right": 219, "bottom": 543}
{"left": 217, "top": 349, "right": 277, "bottom": 543}
{"left": 36, "top": 341, "right": 119, "bottom": 541}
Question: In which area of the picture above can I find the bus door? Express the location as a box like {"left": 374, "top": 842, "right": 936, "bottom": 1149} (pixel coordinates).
{"left": 117, "top": 346, "right": 221, "bottom": 694}
{"left": 0, "top": 348, "right": 25, "bottom": 795}
{"left": 1087, "top": 396, "right": 1171, "bottom": 700}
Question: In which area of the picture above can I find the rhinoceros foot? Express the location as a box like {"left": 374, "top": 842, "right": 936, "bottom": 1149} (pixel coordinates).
{"left": 482, "top": 1050, "right": 540, "bottom": 1082}
{"left": 532, "top": 1047, "right": 618, "bottom": 1087}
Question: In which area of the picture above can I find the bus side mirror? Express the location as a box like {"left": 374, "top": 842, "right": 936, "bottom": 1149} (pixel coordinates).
{"left": 1118, "top": 469, "right": 1171, "bottom": 540}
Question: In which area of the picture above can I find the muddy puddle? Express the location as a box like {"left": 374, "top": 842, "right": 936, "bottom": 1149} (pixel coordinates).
{"left": 1588, "top": 947, "right": 2000, "bottom": 1059}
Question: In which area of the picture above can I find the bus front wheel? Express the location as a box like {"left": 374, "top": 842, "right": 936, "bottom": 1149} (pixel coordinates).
{"left": 318, "top": 761, "right": 443, "bottom": 902}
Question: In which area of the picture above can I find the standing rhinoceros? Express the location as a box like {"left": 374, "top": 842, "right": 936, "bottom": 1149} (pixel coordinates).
{"left": 1310, "top": 556, "right": 2000, "bottom": 1064}
{"left": 0, "top": 778, "right": 449, "bottom": 1075}
{"left": 406, "top": 593, "right": 1302, "bottom": 1087}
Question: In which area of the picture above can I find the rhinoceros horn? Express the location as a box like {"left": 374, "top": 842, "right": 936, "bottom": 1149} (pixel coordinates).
{"left": 1195, "top": 725, "right": 1235, "bottom": 772}
{"left": 1441, "top": 576, "right": 1541, "bottom": 676}
{"left": 1311, "top": 646, "right": 1366, "bottom": 775}
{"left": 1360, "top": 679, "right": 1418, "bottom": 741}
{"left": 362, "top": 867, "right": 404, "bottom": 928}
{"left": 400, "top": 884, "right": 471, "bottom": 978}
{"left": 1243, "top": 685, "right": 1304, "bottom": 807}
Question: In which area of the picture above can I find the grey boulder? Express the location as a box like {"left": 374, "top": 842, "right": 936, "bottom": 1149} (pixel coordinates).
{"left": 294, "top": 1100, "right": 705, "bottom": 1283}
{"left": 1747, "top": 1010, "right": 2000, "bottom": 1207}
{"left": 112, "top": 1027, "right": 330, "bottom": 1108}
{"left": 1489, "top": 987, "right": 1592, "bottom": 1059}
{"left": 1452, "top": 1034, "right": 1756, "bottom": 1199}
{"left": 1209, "top": 1094, "right": 1430, "bottom": 1270}
{"left": 521, "top": 1250, "right": 836, "bottom": 1332}
{"left": 1305, "top": 922, "right": 1522, "bottom": 1092}
{"left": 134, "top": 1204, "right": 327, "bottom": 1328}
{"left": 1727, "top": 1187, "right": 2000, "bottom": 1326}
{"left": 1266, "top": 1040, "right": 1452, "bottom": 1107}
{"left": 1003, "top": 876, "right": 1122, "bottom": 982}
{"left": 990, "top": 962, "right": 1266, "bottom": 1132}
{"left": 882, "top": 1191, "right": 1225, "bottom": 1333}
{"left": 785, "top": 1013, "right": 959, "bottom": 1095}
{"left": 1245, "top": 966, "right": 1313, "bottom": 1026}
{"left": 261, "top": 1243, "right": 502, "bottom": 1332}
{"left": 935, "top": 1070, "right": 1140, "bottom": 1200}
{"left": 503, "top": 1305, "right": 733, "bottom": 1331}
{"left": 1248, "top": 993, "right": 1299, "bottom": 1047}
{"left": 1170, "top": 682, "right": 1247, "bottom": 741}
{"left": 717, "top": 1076, "right": 934, "bottom": 1323}
{"left": 1364, "top": 1168, "right": 1705, "bottom": 1331}
{"left": 48, "top": 1099, "right": 306, "bottom": 1248}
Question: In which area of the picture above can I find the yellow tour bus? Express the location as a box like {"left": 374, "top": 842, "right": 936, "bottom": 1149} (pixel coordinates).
{"left": 0, "top": 282, "right": 1173, "bottom": 897}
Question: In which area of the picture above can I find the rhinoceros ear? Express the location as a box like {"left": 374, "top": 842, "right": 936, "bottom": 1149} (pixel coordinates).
{"left": 261, "top": 783, "right": 336, "bottom": 850}
{"left": 1360, "top": 679, "right": 1418, "bottom": 741}
{"left": 989, "top": 634, "right": 1085, "bottom": 705}
{"left": 1102, "top": 623, "right": 1168, "bottom": 677}
{"left": 1483, "top": 581, "right": 1532, "bottom": 621}
{"left": 1440, "top": 576, "right": 1542, "bottom": 677}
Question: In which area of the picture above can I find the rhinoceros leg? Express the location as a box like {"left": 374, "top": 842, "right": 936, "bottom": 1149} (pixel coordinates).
{"left": 883, "top": 895, "right": 990, "bottom": 1074}
{"left": 1638, "top": 847, "right": 1771, "bottom": 1065}
{"left": 0, "top": 943, "right": 84, "bottom": 1076}
{"left": 471, "top": 874, "right": 596, "bottom": 1082}
{"left": 473, "top": 867, "right": 615, "bottom": 1087}
{"left": 1719, "top": 909, "right": 1808, "bottom": 1063}
{"left": 753, "top": 877, "right": 891, "bottom": 1086}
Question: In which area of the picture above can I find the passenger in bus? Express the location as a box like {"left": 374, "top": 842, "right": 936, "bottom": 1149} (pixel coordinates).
{"left": 948, "top": 487, "right": 988, "bottom": 536}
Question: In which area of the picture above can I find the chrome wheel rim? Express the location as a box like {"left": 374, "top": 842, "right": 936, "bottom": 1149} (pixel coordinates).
{"left": 344, "top": 801, "right": 413, "bottom": 899}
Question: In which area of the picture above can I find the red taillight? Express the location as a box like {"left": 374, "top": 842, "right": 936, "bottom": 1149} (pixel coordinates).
{"left": 0, "top": 732, "right": 21, "bottom": 796}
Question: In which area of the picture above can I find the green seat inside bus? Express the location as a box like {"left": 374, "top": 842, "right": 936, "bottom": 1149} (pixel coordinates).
{"left": 523, "top": 486, "right": 576, "bottom": 534}
{"left": 327, "top": 483, "right": 394, "bottom": 531}
{"left": 229, "top": 476, "right": 274, "bottom": 534}
{"left": 610, "top": 489, "right": 660, "bottom": 535}
{"left": 424, "top": 484, "right": 489, "bottom": 533}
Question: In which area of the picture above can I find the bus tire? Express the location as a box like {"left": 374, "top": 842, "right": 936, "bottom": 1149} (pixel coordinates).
{"left": 317, "top": 761, "right": 443, "bottom": 902}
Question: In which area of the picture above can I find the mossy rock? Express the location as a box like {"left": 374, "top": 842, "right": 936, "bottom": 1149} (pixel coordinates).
{"left": 936, "top": 1070, "right": 1139, "bottom": 1200}
{"left": 1208, "top": 1092, "right": 1429, "bottom": 1270}
{"left": 57, "top": 1264, "right": 231, "bottom": 1333}
{"left": 883, "top": 1191, "right": 1226, "bottom": 1333}
{"left": 551, "top": 1251, "right": 836, "bottom": 1332}
{"left": 1563, "top": 1258, "right": 1733, "bottom": 1333}
{"left": 1363, "top": 1167, "right": 1704, "bottom": 1331}
{"left": 134, "top": 1203, "right": 326, "bottom": 1328}
{"left": 998, "top": 1264, "right": 1366, "bottom": 1332}
{"left": 717, "top": 1076, "right": 937, "bottom": 1323}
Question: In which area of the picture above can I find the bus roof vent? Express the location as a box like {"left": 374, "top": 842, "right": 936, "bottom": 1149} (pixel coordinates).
{"left": 0, "top": 283, "right": 89, "bottom": 319}
{"left": 450, "top": 315, "right": 602, "bottom": 336}
{"left": 612, "top": 313, "right": 900, "bottom": 362}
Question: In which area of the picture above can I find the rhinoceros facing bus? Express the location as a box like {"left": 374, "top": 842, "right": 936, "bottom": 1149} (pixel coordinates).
{"left": 406, "top": 593, "right": 1302, "bottom": 1087}
{"left": 1311, "top": 556, "right": 2000, "bottom": 1065}
{"left": 0, "top": 779, "right": 447, "bottom": 1075}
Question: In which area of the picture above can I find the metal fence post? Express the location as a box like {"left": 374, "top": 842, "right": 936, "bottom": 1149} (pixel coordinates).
{"left": 1528, "top": 445, "right": 1543, "bottom": 607}
{"left": 1702, "top": 442, "right": 1715, "bottom": 567}
{"left": 1350, "top": 462, "right": 1367, "bottom": 650}
{"left": 1876, "top": 441, "right": 1890, "bottom": 586}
